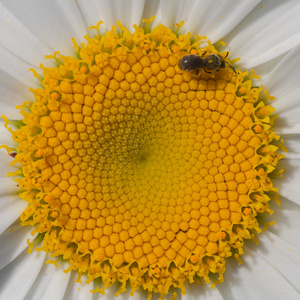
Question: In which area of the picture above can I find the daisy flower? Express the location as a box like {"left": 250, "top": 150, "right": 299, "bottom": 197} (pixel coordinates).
{"left": 0, "top": 0, "right": 300, "bottom": 299}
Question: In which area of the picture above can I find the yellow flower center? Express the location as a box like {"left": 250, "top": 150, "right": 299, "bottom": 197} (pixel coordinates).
{"left": 3, "top": 19, "right": 284, "bottom": 299}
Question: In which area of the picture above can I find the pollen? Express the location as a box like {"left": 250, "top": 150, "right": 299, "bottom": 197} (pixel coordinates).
{"left": 3, "top": 19, "right": 284, "bottom": 300}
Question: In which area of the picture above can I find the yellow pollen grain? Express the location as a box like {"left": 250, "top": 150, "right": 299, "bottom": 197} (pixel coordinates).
{"left": 243, "top": 208, "right": 252, "bottom": 216}
{"left": 4, "top": 20, "right": 284, "bottom": 300}
{"left": 254, "top": 124, "right": 262, "bottom": 133}
{"left": 50, "top": 92, "right": 60, "bottom": 100}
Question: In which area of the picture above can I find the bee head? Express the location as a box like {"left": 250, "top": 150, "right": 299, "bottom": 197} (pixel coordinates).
{"left": 204, "top": 54, "right": 223, "bottom": 69}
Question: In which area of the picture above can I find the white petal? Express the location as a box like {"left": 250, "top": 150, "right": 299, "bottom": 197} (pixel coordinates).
{"left": 76, "top": 0, "right": 105, "bottom": 30}
{"left": 145, "top": 290, "right": 176, "bottom": 300}
{"left": 247, "top": 231, "right": 300, "bottom": 292}
{"left": 0, "top": 194, "right": 27, "bottom": 235}
{"left": 51, "top": 0, "right": 88, "bottom": 43}
{"left": 0, "top": 249, "right": 46, "bottom": 300}
{"left": 0, "top": 44, "right": 36, "bottom": 87}
{"left": 272, "top": 159, "right": 300, "bottom": 206}
{"left": 97, "top": 0, "right": 146, "bottom": 33}
{"left": 63, "top": 273, "right": 94, "bottom": 300}
{"left": 0, "top": 221, "right": 34, "bottom": 270}
{"left": 218, "top": 248, "right": 299, "bottom": 300}
{"left": 1, "top": 0, "right": 87, "bottom": 56}
{"left": 24, "top": 259, "right": 71, "bottom": 300}
{"left": 92, "top": 283, "right": 145, "bottom": 300}
{"left": 93, "top": 281, "right": 120, "bottom": 300}
{"left": 118, "top": 288, "right": 145, "bottom": 300}
{"left": 0, "top": 176, "right": 18, "bottom": 196}
{"left": 252, "top": 52, "right": 289, "bottom": 83}
{"left": 262, "top": 44, "right": 300, "bottom": 135}
{"left": 159, "top": 0, "right": 199, "bottom": 30}
{"left": 261, "top": 197, "right": 300, "bottom": 250}
{"left": 0, "top": 152, "right": 15, "bottom": 173}
{"left": 0, "top": 127, "right": 16, "bottom": 151}
{"left": 225, "top": 0, "right": 300, "bottom": 69}
{"left": 182, "top": 283, "right": 224, "bottom": 300}
{"left": 141, "top": 0, "right": 162, "bottom": 28}
{"left": 183, "top": 0, "right": 261, "bottom": 44}
{"left": 0, "top": 4, "right": 52, "bottom": 67}
{"left": 281, "top": 135, "right": 300, "bottom": 160}
{"left": 0, "top": 68, "right": 32, "bottom": 119}
{"left": 272, "top": 87, "right": 300, "bottom": 135}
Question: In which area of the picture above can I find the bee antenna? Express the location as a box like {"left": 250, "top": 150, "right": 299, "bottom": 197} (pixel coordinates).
{"left": 225, "top": 60, "right": 237, "bottom": 74}
{"left": 223, "top": 52, "right": 229, "bottom": 59}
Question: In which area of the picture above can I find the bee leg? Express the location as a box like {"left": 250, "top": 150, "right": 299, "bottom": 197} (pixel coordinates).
{"left": 204, "top": 69, "right": 213, "bottom": 75}
{"left": 223, "top": 51, "right": 229, "bottom": 59}
{"left": 201, "top": 50, "right": 207, "bottom": 57}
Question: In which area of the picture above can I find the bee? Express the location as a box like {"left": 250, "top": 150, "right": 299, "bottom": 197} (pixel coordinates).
{"left": 178, "top": 52, "right": 236, "bottom": 75}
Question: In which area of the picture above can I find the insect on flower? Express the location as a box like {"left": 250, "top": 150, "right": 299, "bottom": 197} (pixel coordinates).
{"left": 178, "top": 52, "right": 237, "bottom": 75}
